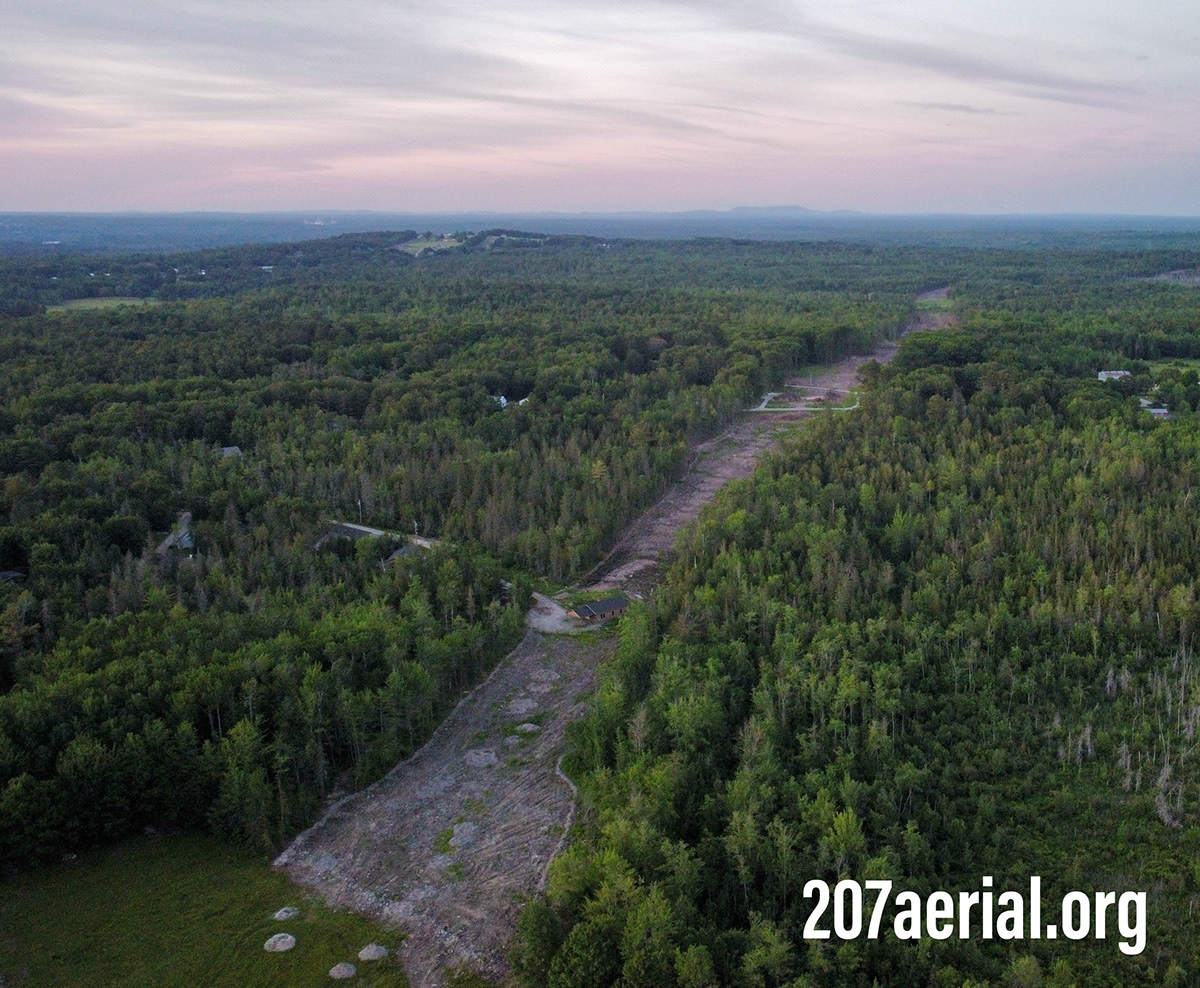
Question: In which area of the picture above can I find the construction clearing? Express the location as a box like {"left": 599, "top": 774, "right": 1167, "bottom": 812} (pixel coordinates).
{"left": 274, "top": 301, "right": 950, "bottom": 987}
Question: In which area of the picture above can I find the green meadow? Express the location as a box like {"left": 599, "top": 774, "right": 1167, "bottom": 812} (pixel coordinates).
{"left": 0, "top": 833, "right": 407, "bottom": 987}
{"left": 1148, "top": 356, "right": 1200, "bottom": 373}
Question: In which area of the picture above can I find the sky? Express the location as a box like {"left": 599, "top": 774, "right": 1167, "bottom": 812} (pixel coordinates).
{"left": 2, "top": 0, "right": 1198, "bottom": 214}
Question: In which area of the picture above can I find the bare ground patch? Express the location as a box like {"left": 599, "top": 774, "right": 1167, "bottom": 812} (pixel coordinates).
{"left": 1142, "top": 270, "right": 1200, "bottom": 285}
{"left": 275, "top": 629, "right": 614, "bottom": 988}
{"left": 582, "top": 415, "right": 792, "bottom": 594}
{"left": 584, "top": 349, "right": 898, "bottom": 593}
{"left": 584, "top": 309, "right": 950, "bottom": 594}
{"left": 525, "top": 593, "right": 582, "bottom": 634}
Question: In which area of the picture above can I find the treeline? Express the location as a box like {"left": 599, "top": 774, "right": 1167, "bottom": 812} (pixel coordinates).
{"left": 525, "top": 360, "right": 1200, "bottom": 984}
{"left": 7, "top": 230, "right": 1200, "bottom": 908}
{"left": 0, "top": 536, "right": 528, "bottom": 861}
{"left": 0, "top": 236, "right": 908, "bottom": 867}
{"left": 3, "top": 229, "right": 1196, "bottom": 314}
{"left": 0, "top": 277, "right": 901, "bottom": 592}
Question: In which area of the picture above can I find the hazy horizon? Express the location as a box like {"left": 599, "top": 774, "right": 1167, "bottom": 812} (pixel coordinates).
{"left": 6, "top": 205, "right": 1200, "bottom": 219}
{"left": 7, "top": 207, "right": 1200, "bottom": 256}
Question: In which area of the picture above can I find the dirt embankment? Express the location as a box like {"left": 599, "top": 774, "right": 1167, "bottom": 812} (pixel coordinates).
{"left": 275, "top": 302, "right": 943, "bottom": 987}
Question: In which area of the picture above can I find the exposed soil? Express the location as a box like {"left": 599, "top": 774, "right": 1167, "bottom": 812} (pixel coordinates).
{"left": 582, "top": 414, "right": 795, "bottom": 596}
{"left": 916, "top": 285, "right": 951, "bottom": 301}
{"left": 275, "top": 303, "right": 944, "bottom": 987}
{"left": 275, "top": 630, "right": 614, "bottom": 988}
{"left": 582, "top": 328, "right": 939, "bottom": 595}
{"left": 525, "top": 593, "right": 583, "bottom": 634}
{"left": 1146, "top": 270, "right": 1200, "bottom": 285}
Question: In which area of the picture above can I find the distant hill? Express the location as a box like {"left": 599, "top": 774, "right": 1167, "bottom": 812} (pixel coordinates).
{"left": 3, "top": 208, "right": 1200, "bottom": 255}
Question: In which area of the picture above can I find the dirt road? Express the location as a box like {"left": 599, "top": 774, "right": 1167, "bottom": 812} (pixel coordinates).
{"left": 275, "top": 303, "right": 945, "bottom": 986}
{"left": 582, "top": 339, "right": 922, "bottom": 595}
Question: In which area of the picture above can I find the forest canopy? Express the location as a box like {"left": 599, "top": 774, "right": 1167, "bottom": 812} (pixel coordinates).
{"left": 0, "top": 235, "right": 909, "bottom": 862}
{"left": 3, "top": 231, "right": 1200, "bottom": 987}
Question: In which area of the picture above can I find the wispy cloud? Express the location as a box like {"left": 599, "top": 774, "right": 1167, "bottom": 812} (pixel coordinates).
{"left": 0, "top": 0, "right": 1197, "bottom": 211}
{"left": 806, "top": 23, "right": 1130, "bottom": 102}
{"left": 901, "top": 102, "right": 1006, "bottom": 115}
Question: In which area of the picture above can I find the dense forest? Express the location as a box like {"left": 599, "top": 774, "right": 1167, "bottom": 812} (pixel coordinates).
{"left": 517, "top": 257, "right": 1200, "bottom": 987}
{"left": 0, "top": 234, "right": 905, "bottom": 865}
{"left": 4, "top": 230, "right": 1200, "bottom": 986}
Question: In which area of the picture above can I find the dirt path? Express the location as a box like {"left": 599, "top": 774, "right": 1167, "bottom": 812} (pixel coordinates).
{"left": 525, "top": 593, "right": 584, "bottom": 634}
{"left": 581, "top": 414, "right": 797, "bottom": 595}
{"left": 275, "top": 300, "right": 947, "bottom": 987}
{"left": 582, "top": 343, "right": 914, "bottom": 594}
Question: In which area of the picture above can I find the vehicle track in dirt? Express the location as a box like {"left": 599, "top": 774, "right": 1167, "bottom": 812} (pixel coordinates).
{"left": 274, "top": 302, "right": 947, "bottom": 987}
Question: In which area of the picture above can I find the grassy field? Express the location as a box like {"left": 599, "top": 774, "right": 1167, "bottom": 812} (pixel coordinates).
{"left": 47, "top": 297, "right": 160, "bottom": 312}
{"left": 396, "top": 235, "right": 463, "bottom": 256}
{"left": 0, "top": 833, "right": 407, "bottom": 987}
{"left": 1148, "top": 356, "right": 1200, "bottom": 373}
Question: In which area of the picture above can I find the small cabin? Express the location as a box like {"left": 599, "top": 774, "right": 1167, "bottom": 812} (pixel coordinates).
{"left": 1098, "top": 370, "right": 1130, "bottom": 382}
{"left": 157, "top": 511, "right": 195, "bottom": 556}
{"left": 567, "top": 595, "right": 630, "bottom": 624}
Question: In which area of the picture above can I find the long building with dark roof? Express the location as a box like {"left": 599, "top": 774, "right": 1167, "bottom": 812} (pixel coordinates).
{"left": 567, "top": 595, "right": 630, "bottom": 623}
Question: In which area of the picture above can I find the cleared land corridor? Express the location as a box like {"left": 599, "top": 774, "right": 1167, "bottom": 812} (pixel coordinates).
{"left": 274, "top": 307, "right": 944, "bottom": 987}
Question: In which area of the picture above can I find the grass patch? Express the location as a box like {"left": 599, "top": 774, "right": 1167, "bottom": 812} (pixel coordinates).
{"left": 396, "top": 235, "right": 463, "bottom": 256}
{"left": 569, "top": 625, "right": 618, "bottom": 643}
{"left": 445, "top": 965, "right": 498, "bottom": 988}
{"left": 1148, "top": 357, "right": 1200, "bottom": 374}
{"left": 461, "top": 796, "right": 489, "bottom": 817}
{"left": 433, "top": 827, "right": 456, "bottom": 855}
{"left": 915, "top": 296, "right": 954, "bottom": 312}
{"left": 501, "top": 712, "right": 550, "bottom": 744}
{"left": 560, "top": 589, "right": 612, "bottom": 609}
{"left": 503, "top": 711, "right": 548, "bottom": 734}
{"left": 785, "top": 360, "right": 843, "bottom": 381}
{"left": 47, "top": 297, "right": 160, "bottom": 312}
{"left": 0, "top": 832, "right": 406, "bottom": 987}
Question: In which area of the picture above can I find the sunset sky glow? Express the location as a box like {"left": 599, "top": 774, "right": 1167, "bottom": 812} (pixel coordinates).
{"left": 2, "top": 0, "right": 1198, "bottom": 213}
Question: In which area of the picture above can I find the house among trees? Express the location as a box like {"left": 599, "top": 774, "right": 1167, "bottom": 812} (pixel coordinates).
{"left": 1098, "top": 370, "right": 1130, "bottom": 381}
{"left": 157, "top": 511, "right": 195, "bottom": 556}
{"left": 567, "top": 595, "right": 630, "bottom": 624}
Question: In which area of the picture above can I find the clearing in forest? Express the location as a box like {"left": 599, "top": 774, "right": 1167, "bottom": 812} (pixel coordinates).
{"left": 275, "top": 630, "right": 613, "bottom": 988}
{"left": 47, "top": 296, "right": 160, "bottom": 312}
{"left": 275, "top": 305, "right": 943, "bottom": 988}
